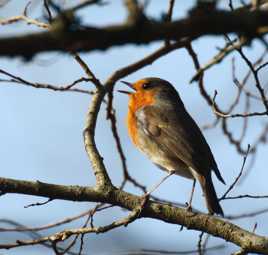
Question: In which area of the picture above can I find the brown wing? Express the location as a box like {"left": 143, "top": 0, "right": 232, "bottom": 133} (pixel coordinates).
{"left": 136, "top": 105, "right": 225, "bottom": 183}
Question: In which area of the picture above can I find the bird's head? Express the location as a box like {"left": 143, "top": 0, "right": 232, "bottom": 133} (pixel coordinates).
{"left": 118, "top": 77, "right": 180, "bottom": 111}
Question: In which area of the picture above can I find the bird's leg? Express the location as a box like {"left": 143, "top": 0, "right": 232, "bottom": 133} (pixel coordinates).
{"left": 186, "top": 179, "right": 196, "bottom": 212}
{"left": 145, "top": 170, "right": 176, "bottom": 197}
{"left": 140, "top": 170, "right": 175, "bottom": 202}
{"left": 136, "top": 171, "right": 175, "bottom": 214}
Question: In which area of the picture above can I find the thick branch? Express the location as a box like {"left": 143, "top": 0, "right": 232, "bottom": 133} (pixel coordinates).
{"left": 1, "top": 177, "right": 268, "bottom": 254}
{"left": 83, "top": 87, "right": 113, "bottom": 188}
{"left": 1, "top": 9, "right": 268, "bottom": 58}
{"left": 0, "top": 178, "right": 103, "bottom": 202}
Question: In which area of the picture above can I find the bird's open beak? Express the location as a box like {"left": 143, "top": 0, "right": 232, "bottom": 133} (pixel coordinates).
{"left": 118, "top": 81, "right": 136, "bottom": 95}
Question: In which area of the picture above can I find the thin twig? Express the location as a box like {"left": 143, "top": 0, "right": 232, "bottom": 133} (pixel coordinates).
{"left": 73, "top": 53, "right": 102, "bottom": 88}
{"left": 24, "top": 198, "right": 53, "bottom": 208}
{"left": 0, "top": 208, "right": 142, "bottom": 249}
{"left": 165, "top": 0, "right": 175, "bottom": 46}
{"left": 226, "top": 208, "right": 268, "bottom": 220}
{"left": 224, "top": 194, "right": 268, "bottom": 200}
{"left": 127, "top": 245, "right": 225, "bottom": 255}
{"left": 0, "top": 14, "right": 49, "bottom": 28}
{"left": 226, "top": 35, "right": 268, "bottom": 112}
{"left": 0, "top": 69, "right": 93, "bottom": 95}
{"left": 220, "top": 145, "right": 250, "bottom": 201}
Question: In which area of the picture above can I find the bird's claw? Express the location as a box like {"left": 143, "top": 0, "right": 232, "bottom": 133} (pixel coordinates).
{"left": 185, "top": 202, "right": 193, "bottom": 212}
{"left": 141, "top": 192, "right": 150, "bottom": 207}
{"left": 134, "top": 193, "right": 150, "bottom": 217}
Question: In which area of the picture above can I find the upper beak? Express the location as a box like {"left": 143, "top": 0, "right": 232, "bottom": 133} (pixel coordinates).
{"left": 118, "top": 81, "right": 136, "bottom": 95}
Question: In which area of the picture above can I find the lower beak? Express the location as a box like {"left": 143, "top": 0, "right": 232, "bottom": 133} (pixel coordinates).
{"left": 118, "top": 80, "right": 136, "bottom": 95}
{"left": 118, "top": 90, "right": 132, "bottom": 95}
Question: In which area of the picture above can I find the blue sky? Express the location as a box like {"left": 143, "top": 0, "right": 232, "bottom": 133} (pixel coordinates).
{"left": 0, "top": 1, "right": 268, "bottom": 254}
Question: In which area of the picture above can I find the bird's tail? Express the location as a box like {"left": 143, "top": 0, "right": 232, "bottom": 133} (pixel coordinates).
{"left": 198, "top": 174, "right": 224, "bottom": 216}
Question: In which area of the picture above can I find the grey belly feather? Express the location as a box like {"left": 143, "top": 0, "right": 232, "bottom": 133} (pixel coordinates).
{"left": 136, "top": 127, "right": 193, "bottom": 179}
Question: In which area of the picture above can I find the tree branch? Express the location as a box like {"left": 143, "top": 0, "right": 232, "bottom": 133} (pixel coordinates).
{"left": 1, "top": 177, "right": 268, "bottom": 254}
{"left": 83, "top": 86, "right": 113, "bottom": 189}
{"left": 1, "top": 9, "right": 268, "bottom": 58}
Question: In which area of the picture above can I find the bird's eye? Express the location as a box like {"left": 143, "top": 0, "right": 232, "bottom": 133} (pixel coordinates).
{"left": 142, "top": 82, "right": 152, "bottom": 89}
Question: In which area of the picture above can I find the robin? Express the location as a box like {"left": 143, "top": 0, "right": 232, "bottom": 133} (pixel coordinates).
{"left": 119, "top": 77, "right": 225, "bottom": 216}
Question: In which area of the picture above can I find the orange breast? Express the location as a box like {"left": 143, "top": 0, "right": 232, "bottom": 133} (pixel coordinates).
{"left": 127, "top": 109, "right": 139, "bottom": 146}
{"left": 127, "top": 90, "right": 155, "bottom": 146}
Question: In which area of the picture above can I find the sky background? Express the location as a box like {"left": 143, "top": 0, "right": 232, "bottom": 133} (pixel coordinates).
{"left": 0, "top": 1, "right": 268, "bottom": 254}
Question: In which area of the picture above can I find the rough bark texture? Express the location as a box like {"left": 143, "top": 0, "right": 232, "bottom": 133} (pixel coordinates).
{"left": 1, "top": 177, "right": 268, "bottom": 254}
{"left": 1, "top": 9, "right": 268, "bottom": 59}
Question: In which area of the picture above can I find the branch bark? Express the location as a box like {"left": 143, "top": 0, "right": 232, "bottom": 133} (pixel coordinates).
{"left": 1, "top": 177, "right": 268, "bottom": 254}
{"left": 1, "top": 9, "right": 268, "bottom": 58}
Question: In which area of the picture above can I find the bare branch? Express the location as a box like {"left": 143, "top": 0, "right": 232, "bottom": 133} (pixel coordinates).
{"left": 73, "top": 53, "right": 102, "bottom": 87}
{"left": 1, "top": 9, "right": 268, "bottom": 58}
{"left": 220, "top": 145, "right": 250, "bottom": 201}
{"left": 1, "top": 177, "right": 268, "bottom": 254}
{"left": 0, "top": 69, "right": 93, "bottom": 95}
{"left": 190, "top": 38, "right": 248, "bottom": 82}
{"left": 0, "top": 204, "right": 142, "bottom": 249}
{"left": 226, "top": 208, "right": 268, "bottom": 220}
{"left": 0, "top": 207, "right": 111, "bottom": 232}
{"left": 24, "top": 198, "right": 53, "bottom": 208}
{"left": 0, "top": 14, "right": 49, "bottom": 28}
{"left": 224, "top": 194, "right": 268, "bottom": 200}
{"left": 226, "top": 35, "right": 268, "bottom": 112}
{"left": 125, "top": 245, "right": 225, "bottom": 255}
{"left": 83, "top": 85, "right": 112, "bottom": 188}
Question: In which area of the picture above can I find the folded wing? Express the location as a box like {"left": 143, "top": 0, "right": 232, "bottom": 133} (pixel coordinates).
{"left": 136, "top": 105, "right": 225, "bottom": 184}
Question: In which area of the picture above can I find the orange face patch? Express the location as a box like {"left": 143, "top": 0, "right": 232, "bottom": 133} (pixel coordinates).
{"left": 129, "top": 79, "right": 155, "bottom": 112}
{"left": 126, "top": 79, "right": 156, "bottom": 146}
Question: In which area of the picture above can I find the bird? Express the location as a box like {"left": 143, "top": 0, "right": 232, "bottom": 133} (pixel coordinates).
{"left": 118, "top": 77, "right": 225, "bottom": 215}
